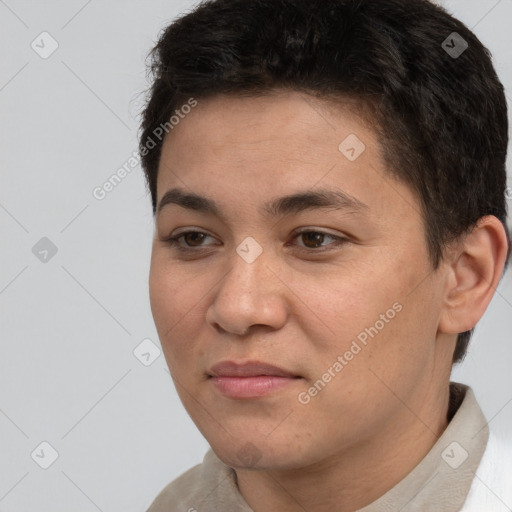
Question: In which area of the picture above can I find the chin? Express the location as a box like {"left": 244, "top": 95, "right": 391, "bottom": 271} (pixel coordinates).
{"left": 206, "top": 430, "right": 317, "bottom": 472}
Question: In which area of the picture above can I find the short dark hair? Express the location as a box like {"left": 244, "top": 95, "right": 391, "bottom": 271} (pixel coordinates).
{"left": 139, "top": 0, "right": 510, "bottom": 363}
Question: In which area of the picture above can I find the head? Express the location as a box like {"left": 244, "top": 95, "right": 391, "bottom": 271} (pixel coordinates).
{"left": 140, "top": 0, "right": 509, "bottom": 470}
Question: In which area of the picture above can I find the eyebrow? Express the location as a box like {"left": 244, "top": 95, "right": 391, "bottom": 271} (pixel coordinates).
{"left": 156, "top": 187, "right": 369, "bottom": 219}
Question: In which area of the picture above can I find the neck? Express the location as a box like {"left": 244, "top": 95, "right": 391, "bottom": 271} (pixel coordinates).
{"left": 235, "top": 379, "right": 451, "bottom": 512}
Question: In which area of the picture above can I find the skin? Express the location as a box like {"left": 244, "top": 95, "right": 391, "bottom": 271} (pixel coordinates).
{"left": 149, "top": 90, "right": 508, "bottom": 511}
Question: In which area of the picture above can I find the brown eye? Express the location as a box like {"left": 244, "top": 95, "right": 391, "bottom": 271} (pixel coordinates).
{"left": 182, "top": 232, "right": 208, "bottom": 247}
{"left": 287, "top": 229, "right": 351, "bottom": 253}
{"left": 300, "top": 232, "right": 327, "bottom": 248}
{"left": 293, "top": 230, "right": 346, "bottom": 250}
{"left": 164, "top": 230, "right": 218, "bottom": 252}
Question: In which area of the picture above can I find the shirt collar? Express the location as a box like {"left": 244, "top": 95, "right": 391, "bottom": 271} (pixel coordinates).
{"left": 358, "top": 382, "right": 489, "bottom": 511}
{"left": 202, "top": 382, "right": 488, "bottom": 511}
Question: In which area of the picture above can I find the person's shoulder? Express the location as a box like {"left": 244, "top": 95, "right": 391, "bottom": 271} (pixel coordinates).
{"left": 460, "top": 432, "right": 512, "bottom": 512}
{"left": 146, "top": 458, "right": 204, "bottom": 511}
{"left": 146, "top": 450, "right": 218, "bottom": 511}
{"left": 146, "top": 449, "right": 251, "bottom": 512}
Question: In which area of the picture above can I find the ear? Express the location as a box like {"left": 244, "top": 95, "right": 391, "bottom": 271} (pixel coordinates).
{"left": 438, "top": 216, "right": 509, "bottom": 335}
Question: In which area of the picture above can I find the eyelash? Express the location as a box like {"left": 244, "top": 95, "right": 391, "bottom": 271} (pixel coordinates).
{"left": 163, "top": 229, "right": 349, "bottom": 254}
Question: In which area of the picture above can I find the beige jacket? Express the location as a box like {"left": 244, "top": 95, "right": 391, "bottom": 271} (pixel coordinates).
{"left": 147, "top": 383, "right": 495, "bottom": 511}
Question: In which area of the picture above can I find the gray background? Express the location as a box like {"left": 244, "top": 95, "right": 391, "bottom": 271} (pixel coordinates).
{"left": 0, "top": 0, "right": 511, "bottom": 510}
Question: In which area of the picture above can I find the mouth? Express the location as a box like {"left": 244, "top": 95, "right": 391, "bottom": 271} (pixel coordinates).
{"left": 208, "top": 360, "right": 302, "bottom": 399}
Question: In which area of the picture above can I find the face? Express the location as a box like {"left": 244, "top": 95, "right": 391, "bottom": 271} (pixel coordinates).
{"left": 149, "top": 91, "right": 451, "bottom": 471}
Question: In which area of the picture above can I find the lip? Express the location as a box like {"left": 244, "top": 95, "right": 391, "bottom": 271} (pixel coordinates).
{"left": 209, "top": 360, "right": 298, "bottom": 378}
{"left": 208, "top": 360, "right": 301, "bottom": 399}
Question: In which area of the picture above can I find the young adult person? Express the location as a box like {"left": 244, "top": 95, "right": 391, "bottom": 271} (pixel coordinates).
{"left": 140, "top": 1, "right": 512, "bottom": 510}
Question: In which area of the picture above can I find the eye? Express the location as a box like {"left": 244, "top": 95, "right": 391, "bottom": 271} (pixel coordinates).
{"left": 290, "top": 229, "right": 348, "bottom": 250}
{"left": 163, "top": 230, "right": 218, "bottom": 251}
{"left": 162, "top": 228, "right": 349, "bottom": 254}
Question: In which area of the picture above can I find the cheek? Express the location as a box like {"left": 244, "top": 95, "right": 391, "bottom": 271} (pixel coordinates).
{"left": 300, "top": 264, "right": 399, "bottom": 341}
{"left": 148, "top": 256, "right": 206, "bottom": 356}
{"left": 300, "top": 255, "right": 432, "bottom": 369}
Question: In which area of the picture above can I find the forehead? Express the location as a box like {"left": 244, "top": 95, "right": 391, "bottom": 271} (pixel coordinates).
{"left": 159, "top": 91, "right": 370, "bottom": 153}
{"left": 155, "top": 91, "right": 420, "bottom": 224}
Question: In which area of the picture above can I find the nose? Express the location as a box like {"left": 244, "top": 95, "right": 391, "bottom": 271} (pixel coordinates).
{"left": 205, "top": 246, "right": 289, "bottom": 337}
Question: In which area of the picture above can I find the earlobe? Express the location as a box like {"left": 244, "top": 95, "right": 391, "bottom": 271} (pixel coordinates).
{"left": 438, "top": 216, "right": 509, "bottom": 335}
